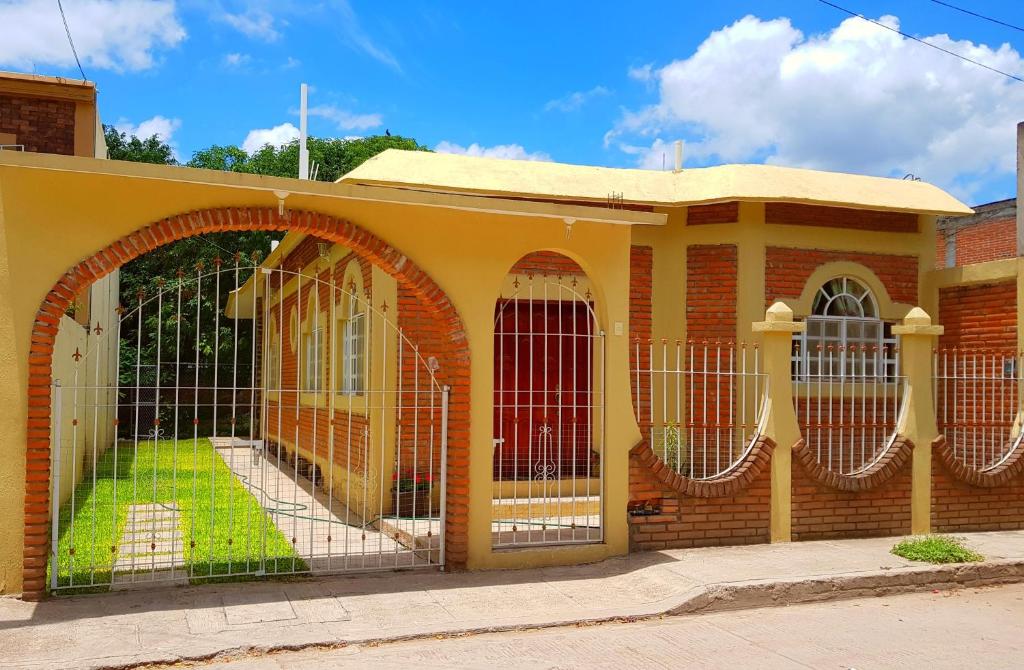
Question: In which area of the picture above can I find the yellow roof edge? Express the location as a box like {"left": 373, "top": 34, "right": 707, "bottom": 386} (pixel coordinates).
{"left": 343, "top": 178, "right": 974, "bottom": 217}
{"left": 341, "top": 149, "right": 975, "bottom": 217}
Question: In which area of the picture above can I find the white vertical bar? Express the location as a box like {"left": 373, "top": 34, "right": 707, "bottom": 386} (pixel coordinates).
{"left": 439, "top": 386, "right": 449, "bottom": 567}
{"left": 50, "top": 380, "right": 63, "bottom": 591}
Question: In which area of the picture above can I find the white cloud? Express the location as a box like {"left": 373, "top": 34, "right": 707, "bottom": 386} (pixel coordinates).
{"left": 628, "top": 63, "right": 653, "bottom": 82}
{"left": 116, "top": 115, "right": 182, "bottom": 158}
{"left": 307, "top": 104, "right": 382, "bottom": 131}
{"left": 222, "top": 52, "right": 251, "bottom": 68}
{"left": 221, "top": 8, "right": 280, "bottom": 41}
{"left": 544, "top": 86, "right": 610, "bottom": 113}
{"left": 611, "top": 14, "right": 1024, "bottom": 201}
{"left": 242, "top": 122, "right": 299, "bottom": 153}
{"left": 0, "top": 0, "right": 185, "bottom": 72}
{"left": 116, "top": 115, "right": 181, "bottom": 143}
{"left": 435, "top": 141, "right": 551, "bottom": 162}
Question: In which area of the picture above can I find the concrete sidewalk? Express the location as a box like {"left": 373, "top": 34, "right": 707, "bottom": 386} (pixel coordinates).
{"left": 4, "top": 531, "right": 1024, "bottom": 670}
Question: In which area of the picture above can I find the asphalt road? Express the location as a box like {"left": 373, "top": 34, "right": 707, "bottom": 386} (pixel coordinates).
{"left": 200, "top": 583, "right": 1024, "bottom": 669}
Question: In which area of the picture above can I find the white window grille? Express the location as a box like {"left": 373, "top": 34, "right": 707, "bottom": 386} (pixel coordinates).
{"left": 341, "top": 309, "right": 365, "bottom": 395}
{"left": 792, "top": 277, "right": 897, "bottom": 380}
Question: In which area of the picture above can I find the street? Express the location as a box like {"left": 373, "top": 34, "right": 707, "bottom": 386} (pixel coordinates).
{"left": 199, "top": 583, "right": 1024, "bottom": 669}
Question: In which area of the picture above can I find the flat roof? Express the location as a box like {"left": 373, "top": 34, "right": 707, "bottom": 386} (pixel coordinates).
{"left": 0, "top": 70, "right": 96, "bottom": 103}
{"left": 340, "top": 149, "right": 974, "bottom": 217}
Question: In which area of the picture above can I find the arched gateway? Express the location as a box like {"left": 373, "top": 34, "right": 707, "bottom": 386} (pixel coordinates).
{"left": 24, "top": 207, "right": 470, "bottom": 598}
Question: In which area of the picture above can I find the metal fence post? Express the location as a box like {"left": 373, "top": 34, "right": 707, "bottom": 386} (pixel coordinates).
{"left": 50, "top": 380, "right": 62, "bottom": 592}
{"left": 439, "top": 385, "right": 449, "bottom": 569}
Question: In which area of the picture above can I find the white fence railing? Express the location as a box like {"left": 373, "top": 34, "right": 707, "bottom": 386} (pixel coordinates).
{"left": 934, "top": 348, "right": 1024, "bottom": 471}
{"left": 634, "top": 340, "right": 768, "bottom": 480}
{"left": 793, "top": 343, "right": 906, "bottom": 475}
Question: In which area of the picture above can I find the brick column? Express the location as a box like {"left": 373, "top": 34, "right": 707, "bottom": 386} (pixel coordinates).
{"left": 752, "top": 302, "right": 804, "bottom": 542}
{"left": 892, "top": 307, "right": 943, "bottom": 534}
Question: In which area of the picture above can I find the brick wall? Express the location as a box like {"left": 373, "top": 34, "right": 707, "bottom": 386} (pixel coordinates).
{"left": 791, "top": 458, "right": 912, "bottom": 540}
{"left": 630, "top": 246, "right": 653, "bottom": 432}
{"left": 628, "top": 445, "right": 771, "bottom": 550}
{"left": 938, "top": 281, "right": 1016, "bottom": 351}
{"left": 0, "top": 94, "right": 75, "bottom": 155}
{"left": 687, "top": 202, "right": 738, "bottom": 226}
{"left": 765, "top": 247, "right": 919, "bottom": 307}
{"left": 938, "top": 216, "right": 1015, "bottom": 268}
{"left": 766, "top": 203, "right": 918, "bottom": 233}
{"left": 687, "top": 245, "right": 737, "bottom": 341}
{"left": 932, "top": 466, "right": 1024, "bottom": 533}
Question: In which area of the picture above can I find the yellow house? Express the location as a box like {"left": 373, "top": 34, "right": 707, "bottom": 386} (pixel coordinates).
{"left": 1, "top": 133, "right": 996, "bottom": 600}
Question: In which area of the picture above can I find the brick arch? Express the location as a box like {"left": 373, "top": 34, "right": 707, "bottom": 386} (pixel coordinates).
{"left": 23, "top": 207, "right": 470, "bottom": 600}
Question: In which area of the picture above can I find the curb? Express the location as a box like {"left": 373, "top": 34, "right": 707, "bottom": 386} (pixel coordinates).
{"left": 99, "top": 559, "right": 1024, "bottom": 670}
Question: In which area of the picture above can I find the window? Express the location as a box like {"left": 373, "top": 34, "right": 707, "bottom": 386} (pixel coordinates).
{"left": 341, "top": 301, "right": 365, "bottom": 395}
{"left": 793, "top": 277, "right": 897, "bottom": 379}
{"left": 304, "top": 326, "right": 324, "bottom": 391}
{"left": 266, "top": 318, "right": 281, "bottom": 391}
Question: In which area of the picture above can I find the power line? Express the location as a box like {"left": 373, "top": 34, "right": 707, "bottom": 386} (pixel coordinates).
{"left": 928, "top": 0, "right": 1024, "bottom": 34}
{"left": 815, "top": 0, "right": 1024, "bottom": 84}
{"left": 56, "top": 0, "right": 87, "bottom": 81}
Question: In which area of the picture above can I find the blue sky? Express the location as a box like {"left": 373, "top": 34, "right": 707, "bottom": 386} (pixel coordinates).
{"left": 1, "top": 1, "right": 1022, "bottom": 204}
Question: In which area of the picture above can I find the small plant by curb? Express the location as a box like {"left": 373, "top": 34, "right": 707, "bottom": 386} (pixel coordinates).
{"left": 892, "top": 535, "right": 984, "bottom": 564}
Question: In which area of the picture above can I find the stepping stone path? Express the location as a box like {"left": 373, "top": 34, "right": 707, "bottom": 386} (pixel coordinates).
{"left": 112, "top": 503, "right": 188, "bottom": 588}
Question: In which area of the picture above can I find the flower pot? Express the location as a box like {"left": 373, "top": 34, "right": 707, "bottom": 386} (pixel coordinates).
{"left": 392, "top": 487, "right": 431, "bottom": 518}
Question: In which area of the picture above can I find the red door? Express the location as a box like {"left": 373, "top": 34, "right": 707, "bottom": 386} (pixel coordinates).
{"left": 493, "top": 299, "right": 593, "bottom": 481}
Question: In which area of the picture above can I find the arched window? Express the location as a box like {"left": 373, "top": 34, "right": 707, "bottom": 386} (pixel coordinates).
{"left": 797, "top": 277, "right": 895, "bottom": 378}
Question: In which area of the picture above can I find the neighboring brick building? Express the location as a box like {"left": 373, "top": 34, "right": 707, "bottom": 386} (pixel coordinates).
{"left": 0, "top": 71, "right": 103, "bottom": 158}
{"left": 936, "top": 198, "right": 1016, "bottom": 268}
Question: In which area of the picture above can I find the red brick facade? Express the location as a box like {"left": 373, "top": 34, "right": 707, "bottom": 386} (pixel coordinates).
{"left": 687, "top": 244, "right": 737, "bottom": 342}
{"left": 938, "top": 281, "right": 1016, "bottom": 352}
{"left": 765, "top": 247, "right": 919, "bottom": 307}
{"left": 629, "top": 246, "right": 653, "bottom": 433}
{"left": 24, "top": 207, "right": 471, "bottom": 600}
{"left": 937, "top": 203, "right": 1015, "bottom": 268}
{"left": 0, "top": 94, "right": 76, "bottom": 155}
{"left": 766, "top": 203, "right": 918, "bottom": 233}
{"left": 687, "top": 202, "right": 739, "bottom": 226}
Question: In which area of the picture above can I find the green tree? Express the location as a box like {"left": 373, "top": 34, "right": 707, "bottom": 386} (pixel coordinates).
{"left": 187, "top": 134, "right": 429, "bottom": 181}
{"left": 103, "top": 125, "right": 178, "bottom": 165}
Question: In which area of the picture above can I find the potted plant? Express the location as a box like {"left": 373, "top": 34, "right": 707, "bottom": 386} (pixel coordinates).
{"left": 392, "top": 470, "right": 433, "bottom": 518}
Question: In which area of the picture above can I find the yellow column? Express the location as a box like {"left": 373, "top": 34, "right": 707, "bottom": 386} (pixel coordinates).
{"left": 752, "top": 302, "right": 804, "bottom": 542}
{"left": 892, "top": 307, "right": 943, "bottom": 535}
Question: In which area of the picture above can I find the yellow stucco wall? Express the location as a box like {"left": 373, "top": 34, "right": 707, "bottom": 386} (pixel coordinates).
{"left": 0, "top": 154, "right": 644, "bottom": 592}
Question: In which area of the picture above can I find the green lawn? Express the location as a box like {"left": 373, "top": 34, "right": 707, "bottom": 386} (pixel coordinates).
{"left": 50, "top": 437, "right": 302, "bottom": 592}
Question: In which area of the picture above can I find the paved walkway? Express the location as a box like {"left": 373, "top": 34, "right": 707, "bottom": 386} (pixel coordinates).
{"left": 4, "top": 531, "right": 1024, "bottom": 669}
{"left": 202, "top": 583, "right": 1024, "bottom": 669}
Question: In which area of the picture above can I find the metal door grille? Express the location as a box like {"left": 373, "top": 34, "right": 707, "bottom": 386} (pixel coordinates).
{"left": 49, "top": 261, "right": 447, "bottom": 593}
{"left": 492, "top": 274, "right": 605, "bottom": 548}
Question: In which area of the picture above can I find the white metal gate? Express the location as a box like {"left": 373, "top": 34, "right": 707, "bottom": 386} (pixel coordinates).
{"left": 50, "top": 260, "right": 446, "bottom": 592}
